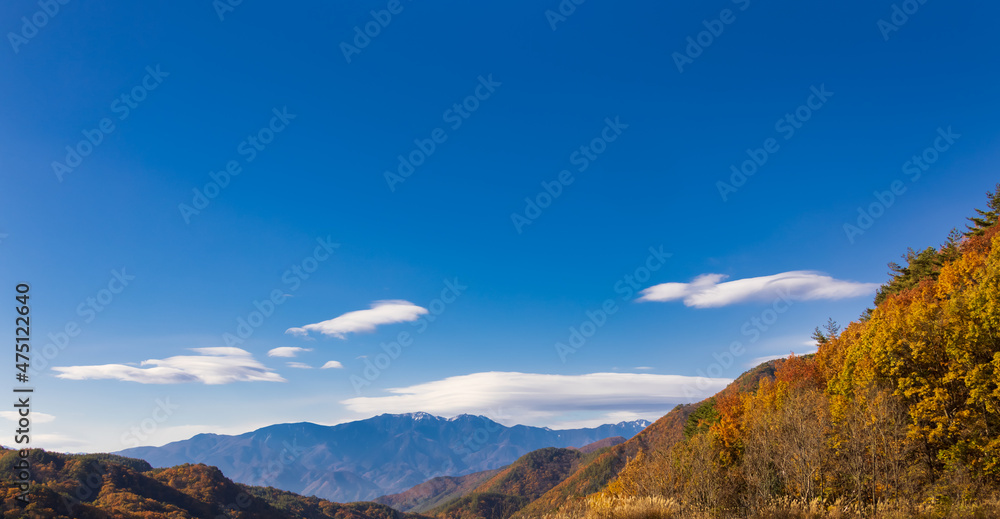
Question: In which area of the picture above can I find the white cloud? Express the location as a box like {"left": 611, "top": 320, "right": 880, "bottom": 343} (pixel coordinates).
{"left": 340, "top": 372, "right": 730, "bottom": 421}
{"left": 547, "top": 411, "right": 656, "bottom": 430}
{"left": 287, "top": 362, "right": 313, "bottom": 369}
{"left": 638, "top": 271, "right": 878, "bottom": 308}
{"left": 633, "top": 366, "right": 654, "bottom": 371}
{"left": 286, "top": 300, "right": 428, "bottom": 339}
{"left": 33, "top": 433, "right": 90, "bottom": 452}
{"left": 0, "top": 411, "right": 55, "bottom": 423}
{"left": 53, "top": 347, "right": 285, "bottom": 384}
{"left": 321, "top": 360, "right": 344, "bottom": 369}
{"left": 268, "top": 346, "right": 313, "bottom": 357}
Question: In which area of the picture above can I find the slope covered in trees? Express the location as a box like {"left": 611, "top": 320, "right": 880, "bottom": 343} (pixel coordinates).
{"left": 543, "top": 186, "right": 1000, "bottom": 518}
{"left": 507, "top": 359, "right": 790, "bottom": 519}
{"left": 375, "top": 438, "right": 628, "bottom": 517}
{"left": 424, "top": 447, "right": 597, "bottom": 519}
{"left": 374, "top": 469, "right": 503, "bottom": 513}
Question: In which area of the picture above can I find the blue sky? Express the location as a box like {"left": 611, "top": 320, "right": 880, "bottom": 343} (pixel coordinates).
{"left": 2, "top": 0, "right": 999, "bottom": 453}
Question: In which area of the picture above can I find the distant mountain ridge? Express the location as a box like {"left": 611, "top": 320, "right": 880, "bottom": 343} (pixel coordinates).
{"left": 116, "top": 412, "right": 651, "bottom": 503}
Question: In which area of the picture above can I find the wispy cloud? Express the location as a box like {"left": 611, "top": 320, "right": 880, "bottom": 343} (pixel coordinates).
{"left": 321, "top": 360, "right": 344, "bottom": 369}
{"left": 0, "top": 411, "right": 55, "bottom": 423}
{"left": 287, "top": 362, "right": 313, "bottom": 369}
{"left": 637, "top": 271, "right": 877, "bottom": 308}
{"left": 286, "top": 300, "right": 428, "bottom": 339}
{"left": 340, "top": 372, "right": 729, "bottom": 420}
{"left": 268, "top": 346, "right": 312, "bottom": 357}
{"left": 34, "top": 433, "right": 90, "bottom": 451}
{"left": 53, "top": 347, "right": 285, "bottom": 384}
{"left": 547, "top": 411, "right": 654, "bottom": 430}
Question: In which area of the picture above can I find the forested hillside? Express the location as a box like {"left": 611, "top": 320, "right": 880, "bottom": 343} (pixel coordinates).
{"left": 547, "top": 186, "right": 1000, "bottom": 517}
{"left": 0, "top": 448, "right": 431, "bottom": 519}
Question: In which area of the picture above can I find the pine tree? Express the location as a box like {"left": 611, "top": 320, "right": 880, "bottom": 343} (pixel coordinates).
{"left": 812, "top": 327, "right": 828, "bottom": 345}
{"left": 965, "top": 183, "right": 1000, "bottom": 236}
{"left": 940, "top": 228, "right": 963, "bottom": 264}
{"left": 812, "top": 319, "right": 841, "bottom": 345}
{"left": 823, "top": 318, "right": 841, "bottom": 340}
{"left": 874, "top": 247, "right": 943, "bottom": 305}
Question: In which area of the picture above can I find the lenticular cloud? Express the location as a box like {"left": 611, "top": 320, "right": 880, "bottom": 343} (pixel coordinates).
{"left": 340, "top": 371, "right": 731, "bottom": 418}
{"left": 637, "top": 271, "right": 878, "bottom": 308}
{"left": 53, "top": 347, "right": 285, "bottom": 384}
{"left": 285, "top": 300, "right": 427, "bottom": 339}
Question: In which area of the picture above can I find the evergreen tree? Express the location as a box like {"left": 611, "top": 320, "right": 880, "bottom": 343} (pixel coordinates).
{"left": 823, "top": 318, "right": 841, "bottom": 340}
{"left": 965, "top": 183, "right": 1000, "bottom": 236}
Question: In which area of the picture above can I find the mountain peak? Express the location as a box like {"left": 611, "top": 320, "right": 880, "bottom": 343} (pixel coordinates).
{"left": 377, "top": 412, "right": 442, "bottom": 421}
{"left": 448, "top": 413, "right": 497, "bottom": 422}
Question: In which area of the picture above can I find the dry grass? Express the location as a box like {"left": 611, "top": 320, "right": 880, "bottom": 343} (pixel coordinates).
{"left": 748, "top": 497, "right": 1000, "bottom": 519}
{"left": 585, "top": 495, "right": 683, "bottom": 519}
{"left": 538, "top": 494, "right": 1000, "bottom": 519}
{"left": 541, "top": 495, "right": 683, "bottom": 519}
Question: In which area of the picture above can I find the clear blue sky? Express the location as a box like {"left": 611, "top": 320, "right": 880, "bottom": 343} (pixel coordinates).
{"left": 2, "top": 0, "right": 998, "bottom": 453}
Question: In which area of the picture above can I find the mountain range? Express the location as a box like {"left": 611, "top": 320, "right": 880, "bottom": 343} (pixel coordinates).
{"left": 115, "top": 412, "right": 651, "bottom": 502}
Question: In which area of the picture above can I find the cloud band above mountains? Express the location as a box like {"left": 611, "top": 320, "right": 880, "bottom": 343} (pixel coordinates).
{"left": 286, "top": 300, "right": 428, "bottom": 339}
{"left": 340, "top": 371, "right": 731, "bottom": 420}
{"left": 637, "top": 271, "right": 878, "bottom": 308}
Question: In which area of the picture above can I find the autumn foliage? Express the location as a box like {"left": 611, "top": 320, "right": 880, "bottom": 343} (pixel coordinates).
{"left": 583, "top": 191, "right": 1000, "bottom": 518}
{"left": 0, "top": 449, "right": 431, "bottom": 519}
